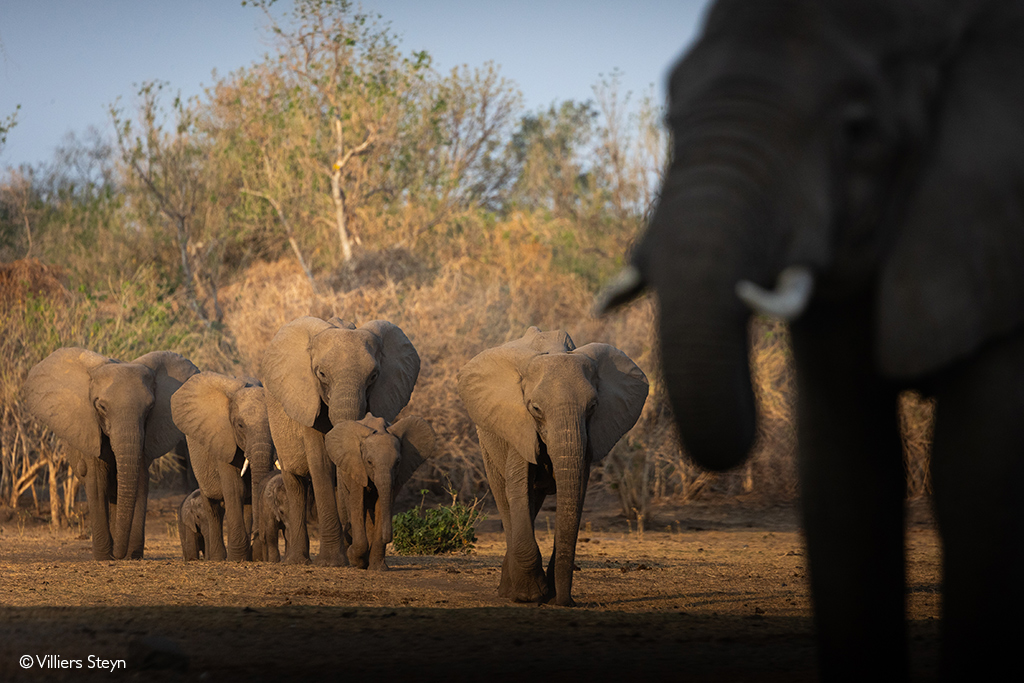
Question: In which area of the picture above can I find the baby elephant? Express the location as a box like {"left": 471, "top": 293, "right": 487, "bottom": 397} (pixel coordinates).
{"left": 178, "top": 489, "right": 223, "bottom": 561}
{"left": 256, "top": 472, "right": 302, "bottom": 563}
{"left": 325, "top": 414, "right": 437, "bottom": 569}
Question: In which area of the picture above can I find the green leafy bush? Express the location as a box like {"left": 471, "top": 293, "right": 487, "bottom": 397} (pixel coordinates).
{"left": 391, "top": 490, "right": 483, "bottom": 555}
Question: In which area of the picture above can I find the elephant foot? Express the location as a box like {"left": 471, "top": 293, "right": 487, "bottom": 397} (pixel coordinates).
{"left": 315, "top": 551, "right": 349, "bottom": 567}
{"left": 549, "top": 594, "right": 577, "bottom": 607}
{"left": 498, "top": 570, "right": 548, "bottom": 603}
{"left": 282, "top": 553, "right": 311, "bottom": 565}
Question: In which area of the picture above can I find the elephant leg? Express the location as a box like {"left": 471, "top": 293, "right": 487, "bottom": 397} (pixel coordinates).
{"left": 307, "top": 441, "right": 347, "bottom": 566}
{"left": 346, "top": 489, "right": 370, "bottom": 569}
{"left": 264, "top": 516, "right": 281, "bottom": 563}
{"left": 127, "top": 461, "right": 150, "bottom": 560}
{"left": 367, "top": 496, "right": 388, "bottom": 571}
{"left": 85, "top": 457, "right": 114, "bottom": 561}
{"left": 201, "top": 496, "right": 228, "bottom": 561}
{"left": 791, "top": 302, "right": 907, "bottom": 682}
{"left": 929, "top": 333, "right": 1024, "bottom": 681}
{"left": 280, "top": 471, "right": 310, "bottom": 565}
{"left": 480, "top": 431, "right": 546, "bottom": 602}
{"left": 219, "top": 462, "right": 250, "bottom": 562}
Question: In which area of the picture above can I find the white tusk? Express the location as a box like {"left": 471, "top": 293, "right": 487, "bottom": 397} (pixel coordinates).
{"left": 735, "top": 265, "right": 815, "bottom": 321}
{"left": 240, "top": 458, "right": 249, "bottom": 476}
{"left": 592, "top": 265, "right": 645, "bottom": 316}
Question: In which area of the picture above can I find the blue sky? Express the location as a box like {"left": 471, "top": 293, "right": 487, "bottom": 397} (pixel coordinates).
{"left": 0, "top": 0, "right": 711, "bottom": 168}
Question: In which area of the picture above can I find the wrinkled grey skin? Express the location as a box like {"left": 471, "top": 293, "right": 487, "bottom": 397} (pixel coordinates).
{"left": 261, "top": 317, "right": 420, "bottom": 566}
{"left": 325, "top": 414, "right": 437, "bottom": 570}
{"left": 23, "top": 348, "right": 197, "bottom": 560}
{"left": 256, "top": 472, "right": 294, "bottom": 563}
{"left": 171, "top": 372, "right": 275, "bottom": 562}
{"left": 458, "top": 328, "right": 648, "bottom": 606}
{"left": 599, "top": 1, "right": 1024, "bottom": 679}
{"left": 177, "top": 489, "right": 222, "bottom": 561}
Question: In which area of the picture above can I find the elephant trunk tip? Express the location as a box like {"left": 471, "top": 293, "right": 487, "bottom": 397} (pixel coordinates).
{"left": 681, "top": 424, "right": 755, "bottom": 473}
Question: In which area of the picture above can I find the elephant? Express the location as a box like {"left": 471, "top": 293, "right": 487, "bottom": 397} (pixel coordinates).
{"left": 23, "top": 348, "right": 198, "bottom": 560}
{"left": 256, "top": 471, "right": 290, "bottom": 563}
{"left": 325, "top": 413, "right": 437, "bottom": 570}
{"left": 261, "top": 316, "right": 420, "bottom": 565}
{"left": 177, "top": 489, "right": 222, "bottom": 561}
{"left": 595, "top": 0, "right": 1024, "bottom": 679}
{"left": 171, "top": 372, "right": 275, "bottom": 562}
{"left": 457, "top": 327, "right": 648, "bottom": 606}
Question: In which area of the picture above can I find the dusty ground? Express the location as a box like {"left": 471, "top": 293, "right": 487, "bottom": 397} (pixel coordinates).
{"left": 0, "top": 491, "right": 942, "bottom": 682}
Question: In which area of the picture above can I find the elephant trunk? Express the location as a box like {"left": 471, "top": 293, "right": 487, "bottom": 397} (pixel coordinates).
{"left": 376, "top": 472, "right": 394, "bottom": 546}
{"left": 328, "top": 389, "right": 367, "bottom": 427}
{"left": 646, "top": 154, "right": 787, "bottom": 471}
{"left": 108, "top": 425, "right": 144, "bottom": 560}
{"left": 551, "top": 408, "right": 589, "bottom": 606}
{"left": 246, "top": 437, "right": 275, "bottom": 558}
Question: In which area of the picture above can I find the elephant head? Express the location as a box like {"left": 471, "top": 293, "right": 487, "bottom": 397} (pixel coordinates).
{"left": 23, "top": 348, "right": 197, "bottom": 559}
{"left": 598, "top": 0, "right": 1024, "bottom": 471}
{"left": 325, "top": 414, "right": 437, "bottom": 569}
{"left": 458, "top": 327, "right": 648, "bottom": 604}
{"left": 171, "top": 371, "right": 275, "bottom": 559}
{"left": 261, "top": 316, "right": 420, "bottom": 430}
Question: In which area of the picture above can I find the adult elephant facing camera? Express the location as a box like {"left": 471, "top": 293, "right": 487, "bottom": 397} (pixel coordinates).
{"left": 597, "top": 0, "right": 1024, "bottom": 679}
{"left": 23, "top": 348, "right": 198, "bottom": 560}
{"left": 261, "top": 316, "right": 419, "bottom": 565}
{"left": 458, "top": 327, "right": 648, "bottom": 606}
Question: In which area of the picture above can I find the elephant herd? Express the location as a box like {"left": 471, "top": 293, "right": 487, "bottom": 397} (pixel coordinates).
{"left": 22, "top": 317, "right": 647, "bottom": 607}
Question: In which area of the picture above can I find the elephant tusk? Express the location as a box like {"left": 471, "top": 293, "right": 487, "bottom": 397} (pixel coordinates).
{"left": 592, "top": 265, "right": 646, "bottom": 316}
{"left": 240, "top": 458, "right": 249, "bottom": 476}
{"left": 735, "top": 265, "right": 815, "bottom": 321}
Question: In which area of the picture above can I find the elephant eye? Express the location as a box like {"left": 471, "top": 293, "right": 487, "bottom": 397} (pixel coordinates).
{"left": 315, "top": 367, "right": 328, "bottom": 382}
{"left": 368, "top": 368, "right": 379, "bottom": 385}
{"left": 93, "top": 398, "right": 107, "bottom": 414}
{"left": 586, "top": 399, "right": 598, "bottom": 417}
{"left": 527, "top": 402, "right": 543, "bottom": 419}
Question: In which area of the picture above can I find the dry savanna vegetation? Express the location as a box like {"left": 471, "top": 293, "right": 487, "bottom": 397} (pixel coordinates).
{"left": 0, "top": 2, "right": 942, "bottom": 679}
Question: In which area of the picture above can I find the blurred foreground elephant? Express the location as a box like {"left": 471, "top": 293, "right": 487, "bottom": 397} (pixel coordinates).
{"left": 261, "top": 316, "right": 420, "bottom": 565}
{"left": 597, "top": 1, "right": 1024, "bottom": 679}
{"left": 171, "top": 372, "right": 274, "bottom": 561}
{"left": 23, "top": 348, "right": 198, "bottom": 559}
{"left": 458, "top": 328, "right": 647, "bottom": 606}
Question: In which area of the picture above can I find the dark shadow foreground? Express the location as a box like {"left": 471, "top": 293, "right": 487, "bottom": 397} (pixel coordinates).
{"left": 0, "top": 605, "right": 939, "bottom": 682}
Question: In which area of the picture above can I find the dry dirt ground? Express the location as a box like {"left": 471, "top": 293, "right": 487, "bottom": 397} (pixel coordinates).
{"left": 0, "top": 491, "right": 942, "bottom": 682}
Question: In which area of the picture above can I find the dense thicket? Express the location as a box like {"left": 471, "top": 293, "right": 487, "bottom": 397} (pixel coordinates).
{"left": 0, "top": 0, "right": 933, "bottom": 526}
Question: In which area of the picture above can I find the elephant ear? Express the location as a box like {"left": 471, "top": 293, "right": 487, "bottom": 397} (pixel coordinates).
{"left": 574, "top": 343, "right": 649, "bottom": 462}
{"left": 132, "top": 351, "right": 199, "bottom": 461}
{"left": 390, "top": 415, "right": 437, "bottom": 493}
{"left": 457, "top": 328, "right": 576, "bottom": 465}
{"left": 171, "top": 372, "right": 246, "bottom": 466}
{"left": 324, "top": 419, "right": 373, "bottom": 489}
{"left": 261, "top": 317, "right": 333, "bottom": 427}
{"left": 876, "top": 11, "right": 1024, "bottom": 378}
{"left": 360, "top": 320, "right": 420, "bottom": 422}
{"left": 23, "top": 347, "right": 109, "bottom": 455}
